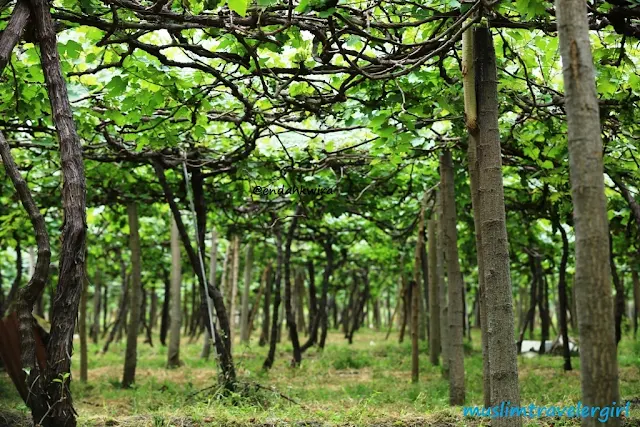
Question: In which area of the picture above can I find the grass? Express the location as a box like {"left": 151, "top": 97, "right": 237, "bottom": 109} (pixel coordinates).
{"left": 1, "top": 328, "right": 639, "bottom": 426}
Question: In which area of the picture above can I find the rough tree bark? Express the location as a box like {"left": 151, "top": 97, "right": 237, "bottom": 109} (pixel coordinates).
{"left": 436, "top": 191, "right": 449, "bottom": 377}
{"left": 474, "top": 26, "right": 521, "bottom": 421}
{"left": 0, "top": 1, "right": 32, "bottom": 327}
{"left": 22, "top": 0, "right": 89, "bottom": 421}
{"left": 168, "top": 216, "right": 182, "bottom": 368}
{"left": 440, "top": 150, "right": 465, "bottom": 405}
{"left": 0, "top": 1, "right": 29, "bottom": 64}
{"left": 556, "top": 1, "right": 621, "bottom": 424}
{"left": 462, "top": 24, "right": 490, "bottom": 406}
{"left": 411, "top": 203, "right": 425, "bottom": 381}
{"left": 0, "top": 100, "right": 51, "bottom": 419}
{"left": 122, "top": 203, "right": 142, "bottom": 388}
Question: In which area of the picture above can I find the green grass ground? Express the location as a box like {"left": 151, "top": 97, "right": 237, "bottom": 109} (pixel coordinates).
{"left": 1, "top": 329, "right": 639, "bottom": 426}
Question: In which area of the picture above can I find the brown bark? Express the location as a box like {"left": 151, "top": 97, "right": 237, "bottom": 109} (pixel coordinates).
{"left": 26, "top": 0, "right": 88, "bottom": 421}
{"left": 0, "top": 1, "right": 30, "bottom": 73}
{"left": 0, "top": 94, "right": 51, "bottom": 416}
{"left": 465, "top": 78, "right": 490, "bottom": 407}
{"left": 427, "top": 220, "right": 440, "bottom": 366}
{"left": 474, "top": 26, "right": 521, "bottom": 419}
{"left": 159, "top": 267, "right": 170, "bottom": 346}
{"left": 122, "top": 203, "right": 142, "bottom": 388}
{"left": 153, "top": 161, "right": 235, "bottom": 389}
{"left": 557, "top": 1, "right": 621, "bottom": 424}
{"left": 436, "top": 191, "right": 449, "bottom": 377}
{"left": 284, "top": 205, "right": 303, "bottom": 366}
{"left": 168, "top": 216, "right": 182, "bottom": 368}
{"left": 440, "top": 150, "right": 465, "bottom": 405}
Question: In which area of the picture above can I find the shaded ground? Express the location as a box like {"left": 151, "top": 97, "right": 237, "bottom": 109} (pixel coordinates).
{"left": 1, "top": 330, "right": 639, "bottom": 426}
